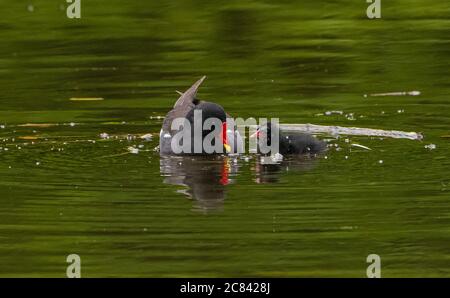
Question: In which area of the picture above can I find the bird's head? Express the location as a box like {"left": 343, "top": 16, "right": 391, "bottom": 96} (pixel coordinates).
{"left": 186, "top": 102, "right": 230, "bottom": 153}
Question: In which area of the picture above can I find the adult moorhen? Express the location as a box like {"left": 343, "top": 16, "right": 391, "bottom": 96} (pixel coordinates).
{"left": 159, "top": 76, "right": 242, "bottom": 155}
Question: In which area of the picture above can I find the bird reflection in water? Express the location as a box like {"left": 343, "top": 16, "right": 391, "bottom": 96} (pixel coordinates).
{"left": 160, "top": 155, "right": 239, "bottom": 212}
{"left": 160, "top": 154, "right": 322, "bottom": 212}
{"left": 252, "top": 155, "right": 318, "bottom": 184}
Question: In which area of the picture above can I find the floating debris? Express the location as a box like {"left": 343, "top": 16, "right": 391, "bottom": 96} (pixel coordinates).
{"left": 364, "top": 91, "right": 421, "bottom": 97}
{"left": 70, "top": 97, "right": 104, "bottom": 101}
{"left": 127, "top": 146, "right": 139, "bottom": 154}
{"left": 351, "top": 143, "right": 372, "bottom": 151}
{"left": 378, "top": 160, "right": 384, "bottom": 164}
{"left": 36, "top": 161, "right": 41, "bottom": 166}
{"left": 324, "top": 110, "right": 344, "bottom": 116}
{"left": 18, "top": 136, "right": 39, "bottom": 140}
{"left": 0, "top": 125, "right": 5, "bottom": 129}
{"left": 397, "top": 109, "right": 405, "bottom": 114}
{"left": 69, "top": 122, "right": 76, "bottom": 127}
{"left": 140, "top": 133, "right": 153, "bottom": 141}
{"left": 273, "top": 152, "right": 283, "bottom": 161}
{"left": 99, "top": 132, "right": 110, "bottom": 139}
{"left": 424, "top": 144, "right": 436, "bottom": 150}
{"left": 260, "top": 152, "right": 284, "bottom": 165}
{"left": 280, "top": 124, "right": 423, "bottom": 141}
{"left": 345, "top": 113, "right": 355, "bottom": 121}
{"left": 18, "top": 123, "right": 56, "bottom": 128}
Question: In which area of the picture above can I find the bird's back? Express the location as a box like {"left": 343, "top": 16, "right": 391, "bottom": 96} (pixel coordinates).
{"left": 279, "top": 132, "right": 327, "bottom": 155}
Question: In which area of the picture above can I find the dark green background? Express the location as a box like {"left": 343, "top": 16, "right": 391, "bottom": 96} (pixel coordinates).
{"left": 0, "top": 0, "right": 449, "bottom": 277}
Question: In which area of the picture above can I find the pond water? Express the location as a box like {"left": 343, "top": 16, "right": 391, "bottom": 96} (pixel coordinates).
{"left": 0, "top": 1, "right": 449, "bottom": 277}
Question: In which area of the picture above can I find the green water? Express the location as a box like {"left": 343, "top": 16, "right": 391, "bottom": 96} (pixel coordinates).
{"left": 0, "top": 1, "right": 449, "bottom": 277}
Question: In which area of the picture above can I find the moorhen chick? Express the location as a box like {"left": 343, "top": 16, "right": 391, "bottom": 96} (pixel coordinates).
{"left": 254, "top": 121, "right": 327, "bottom": 155}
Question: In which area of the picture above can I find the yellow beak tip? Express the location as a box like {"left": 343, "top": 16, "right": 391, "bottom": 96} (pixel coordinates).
{"left": 224, "top": 144, "right": 231, "bottom": 153}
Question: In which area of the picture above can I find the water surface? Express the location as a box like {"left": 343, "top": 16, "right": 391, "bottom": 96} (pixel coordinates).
{"left": 0, "top": 1, "right": 449, "bottom": 277}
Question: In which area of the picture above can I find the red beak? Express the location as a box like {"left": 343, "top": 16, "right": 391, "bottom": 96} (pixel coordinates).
{"left": 250, "top": 129, "right": 262, "bottom": 138}
{"left": 222, "top": 122, "right": 227, "bottom": 146}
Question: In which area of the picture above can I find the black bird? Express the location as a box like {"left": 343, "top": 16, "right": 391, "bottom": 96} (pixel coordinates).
{"left": 159, "top": 76, "right": 242, "bottom": 155}
{"left": 254, "top": 121, "right": 327, "bottom": 155}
